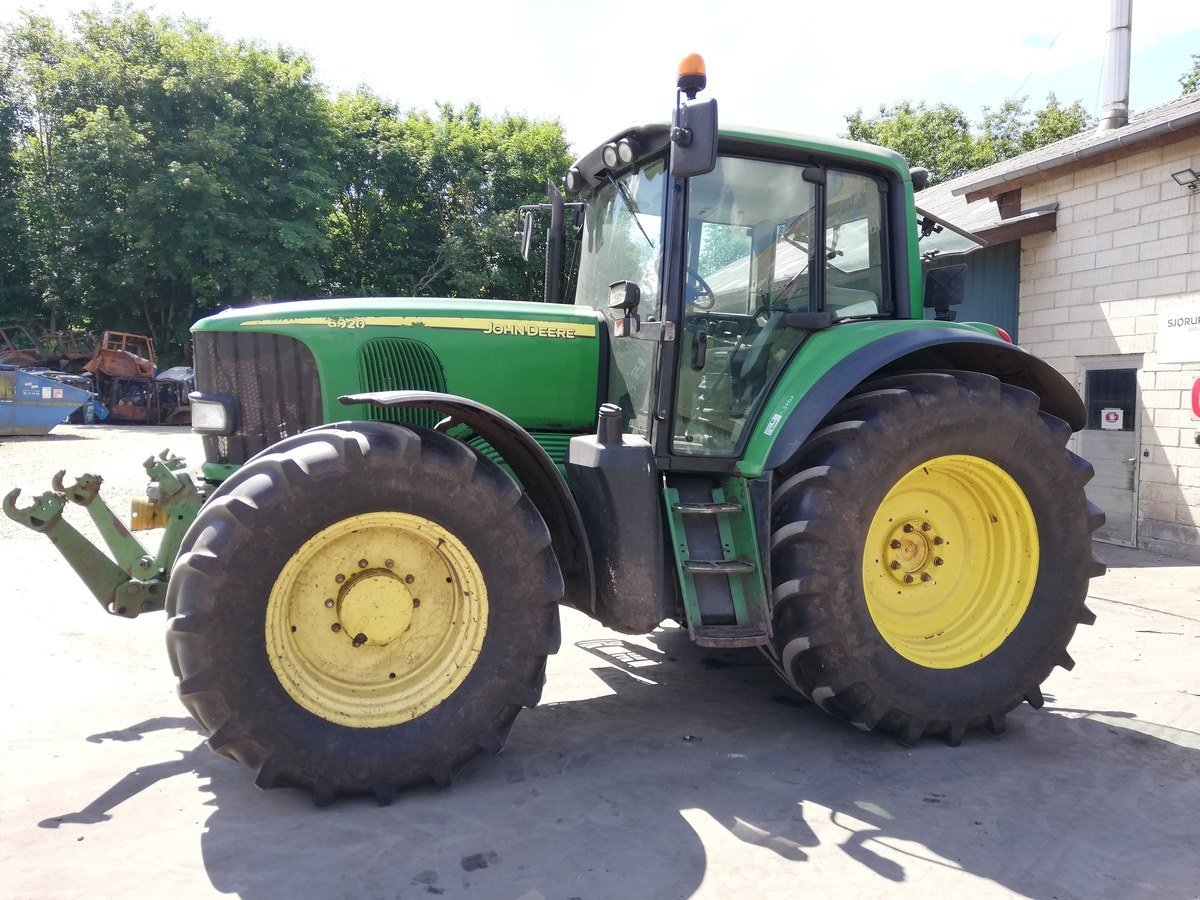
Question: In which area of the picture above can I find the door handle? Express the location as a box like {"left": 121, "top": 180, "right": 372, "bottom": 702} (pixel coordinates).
{"left": 1124, "top": 458, "right": 1136, "bottom": 465}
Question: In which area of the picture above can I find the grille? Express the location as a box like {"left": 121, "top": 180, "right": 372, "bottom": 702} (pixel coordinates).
{"left": 193, "top": 330, "right": 323, "bottom": 464}
{"left": 357, "top": 337, "right": 447, "bottom": 430}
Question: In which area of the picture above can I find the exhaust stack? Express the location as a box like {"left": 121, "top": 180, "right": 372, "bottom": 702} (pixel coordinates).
{"left": 1098, "top": 0, "right": 1132, "bottom": 131}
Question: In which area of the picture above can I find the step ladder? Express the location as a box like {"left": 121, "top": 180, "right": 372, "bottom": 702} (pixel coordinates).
{"left": 664, "top": 475, "right": 771, "bottom": 648}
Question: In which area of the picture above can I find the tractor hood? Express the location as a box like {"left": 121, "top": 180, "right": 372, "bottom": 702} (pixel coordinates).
{"left": 191, "top": 298, "right": 605, "bottom": 453}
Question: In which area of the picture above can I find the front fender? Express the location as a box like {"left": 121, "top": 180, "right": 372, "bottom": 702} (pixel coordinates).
{"left": 340, "top": 390, "right": 596, "bottom": 615}
{"left": 738, "top": 324, "right": 1085, "bottom": 478}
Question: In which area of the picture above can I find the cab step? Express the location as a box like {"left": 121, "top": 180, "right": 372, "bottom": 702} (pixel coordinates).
{"left": 673, "top": 500, "right": 742, "bottom": 515}
{"left": 691, "top": 623, "right": 770, "bottom": 648}
{"left": 683, "top": 558, "right": 756, "bottom": 574}
{"left": 664, "top": 474, "right": 771, "bottom": 647}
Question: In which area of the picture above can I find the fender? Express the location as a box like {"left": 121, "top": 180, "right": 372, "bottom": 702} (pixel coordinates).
{"left": 750, "top": 329, "right": 1086, "bottom": 475}
{"left": 340, "top": 390, "right": 596, "bottom": 615}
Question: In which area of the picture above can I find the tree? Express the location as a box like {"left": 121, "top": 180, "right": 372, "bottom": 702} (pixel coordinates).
{"left": 980, "top": 93, "right": 1092, "bottom": 162}
{"left": 845, "top": 95, "right": 1093, "bottom": 186}
{"left": 845, "top": 102, "right": 985, "bottom": 185}
{"left": 324, "top": 90, "right": 438, "bottom": 297}
{"left": 0, "top": 56, "right": 36, "bottom": 322}
{"left": 3, "top": 9, "right": 335, "bottom": 361}
{"left": 1182, "top": 54, "right": 1200, "bottom": 94}
{"left": 402, "top": 104, "right": 572, "bottom": 301}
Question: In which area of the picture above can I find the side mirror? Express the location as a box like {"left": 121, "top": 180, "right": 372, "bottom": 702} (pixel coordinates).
{"left": 517, "top": 210, "right": 534, "bottom": 261}
{"left": 670, "top": 98, "right": 718, "bottom": 178}
{"left": 923, "top": 264, "right": 967, "bottom": 321}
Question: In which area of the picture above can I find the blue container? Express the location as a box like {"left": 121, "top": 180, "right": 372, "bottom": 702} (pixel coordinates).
{"left": 0, "top": 365, "right": 93, "bottom": 436}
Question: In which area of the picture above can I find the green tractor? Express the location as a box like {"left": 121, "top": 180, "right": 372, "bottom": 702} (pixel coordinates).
{"left": 6, "top": 57, "right": 1103, "bottom": 805}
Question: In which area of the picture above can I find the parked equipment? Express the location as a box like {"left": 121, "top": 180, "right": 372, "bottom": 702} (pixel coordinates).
{"left": 0, "top": 365, "right": 91, "bottom": 435}
{"left": 6, "top": 57, "right": 1104, "bottom": 805}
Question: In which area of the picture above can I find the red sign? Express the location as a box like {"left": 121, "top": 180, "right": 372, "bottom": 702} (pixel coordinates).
{"left": 1192, "top": 376, "right": 1200, "bottom": 419}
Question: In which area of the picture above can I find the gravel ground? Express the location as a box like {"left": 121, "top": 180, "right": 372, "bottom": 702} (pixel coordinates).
{"left": 1, "top": 424, "right": 1198, "bottom": 899}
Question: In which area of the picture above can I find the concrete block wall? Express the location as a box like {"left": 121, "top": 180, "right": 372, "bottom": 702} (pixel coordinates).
{"left": 1017, "top": 137, "right": 1200, "bottom": 561}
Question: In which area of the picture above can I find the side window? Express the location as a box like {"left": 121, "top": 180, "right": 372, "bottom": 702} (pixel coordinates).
{"left": 0, "top": 370, "right": 12, "bottom": 401}
{"left": 825, "top": 171, "right": 887, "bottom": 318}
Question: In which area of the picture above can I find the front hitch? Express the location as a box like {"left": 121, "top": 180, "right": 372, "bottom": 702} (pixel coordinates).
{"left": 4, "top": 451, "right": 204, "bottom": 618}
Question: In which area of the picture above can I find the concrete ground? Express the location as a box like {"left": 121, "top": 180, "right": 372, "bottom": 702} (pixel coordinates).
{"left": 1, "top": 425, "right": 1198, "bottom": 899}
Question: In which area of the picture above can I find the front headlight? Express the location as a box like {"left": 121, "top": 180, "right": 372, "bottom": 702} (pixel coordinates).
{"left": 190, "top": 392, "right": 237, "bottom": 435}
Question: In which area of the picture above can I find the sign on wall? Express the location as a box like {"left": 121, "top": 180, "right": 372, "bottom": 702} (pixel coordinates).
{"left": 1101, "top": 407, "right": 1124, "bottom": 430}
{"left": 1192, "top": 376, "right": 1200, "bottom": 420}
{"left": 1158, "top": 303, "right": 1200, "bottom": 364}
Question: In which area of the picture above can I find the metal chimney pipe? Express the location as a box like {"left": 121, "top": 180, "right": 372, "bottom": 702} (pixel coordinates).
{"left": 1098, "top": 0, "right": 1132, "bottom": 131}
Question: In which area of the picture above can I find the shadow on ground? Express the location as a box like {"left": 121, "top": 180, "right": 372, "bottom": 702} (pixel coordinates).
{"left": 1094, "top": 542, "right": 1199, "bottom": 569}
{"left": 36, "top": 628, "right": 1200, "bottom": 898}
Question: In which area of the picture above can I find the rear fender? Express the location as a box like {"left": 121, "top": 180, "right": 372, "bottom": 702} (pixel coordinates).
{"left": 740, "top": 329, "right": 1085, "bottom": 477}
{"left": 341, "top": 390, "right": 596, "bottom": 615}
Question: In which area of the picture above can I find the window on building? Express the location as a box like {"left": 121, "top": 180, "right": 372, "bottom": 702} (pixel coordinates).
{"left": 1084, "top": 368, "right": 1137, "bottom": 431}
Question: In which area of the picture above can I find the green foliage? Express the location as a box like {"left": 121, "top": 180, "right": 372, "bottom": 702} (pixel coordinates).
{"left": 324, "top": 97, "right": 571, "bottom": 302}
{"left": 845, "top": 95, "right": 1093, "bottom": 186}
{"left": 0, "top": 9, "right": 573, "bottom": 361}
{"left": 1182, "top": 54, "right": 1200, "bottom": 95}
{"left": 846, "top": 101, "right": 986, "bottom": 186}
{"left": 0, "top": 57, "right": 35, "bottom": 321}
{"left": 3, "top": 9, "right": 335, "bottom": 361}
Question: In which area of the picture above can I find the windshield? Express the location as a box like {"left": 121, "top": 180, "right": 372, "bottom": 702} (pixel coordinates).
{"left": 575, "top": 158, "right": 667, "bottom": 437}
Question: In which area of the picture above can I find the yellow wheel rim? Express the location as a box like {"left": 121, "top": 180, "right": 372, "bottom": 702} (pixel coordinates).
{"left": 265, "top": 512, "right": 487, "bottom": 728}
{"left": 861, "top": 454, "right": 1038, "bottom": 669}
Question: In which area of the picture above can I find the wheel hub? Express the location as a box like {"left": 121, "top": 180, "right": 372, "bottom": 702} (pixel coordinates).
{"left": 883, "top": 519, "right": 945, "bottom": 584}
{"left": 337, "top": 569, "right": 415, "bottom": 646}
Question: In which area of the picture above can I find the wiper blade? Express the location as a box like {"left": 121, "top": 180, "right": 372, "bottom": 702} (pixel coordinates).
{"left": 606, "top": 172, "right": 655, "bottom": 249}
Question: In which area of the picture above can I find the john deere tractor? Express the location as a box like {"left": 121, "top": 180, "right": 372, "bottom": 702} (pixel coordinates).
{"left": 6, "top": 56, "right": 1104, "bottom": 805}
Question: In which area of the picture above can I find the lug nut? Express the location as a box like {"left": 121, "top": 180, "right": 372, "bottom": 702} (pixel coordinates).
{"left": 405, "top": 574, "right": 414, "bottom": 584}
{"left": 412, "top": 598, "right": 421, "bottom": 608}
{"left": 325, "top": 598, "right": 334, "bottom": 609}
{"left": 385, "top": 559, "right": 394, "bottom": 568}
{"left": 335, "top": 574, "right": 346, "bottom": 584}
{"left": 920, "top": 573, "right": 932, "bottom": 582}
{"left": 903, "top": 523, "right": 914, "bottom": 533}
{"left": 921, "top": 522, "right": 931, "bottom": 532}
{"left": 903, "top": 574, "right": 914, "bottom": 584}
{"left": 934, "top": 557, "right": 944, "bottom": 566}
{"left": 352, "top": 632, "right": 367, "bottom": 647}
{"left": 933, "top": 536, "right": 944, "bottom": 545}
{"left": 890, "top": 539, "right": 902, "bottom": 549}
{"left": 358, "top": 559, "right": 368, "bottom": 569}
{"left": 331, "top": 623, "right": 341, "bottom": 633}
{"left": 890, "top": 561, "right": 901, "bottom": 570}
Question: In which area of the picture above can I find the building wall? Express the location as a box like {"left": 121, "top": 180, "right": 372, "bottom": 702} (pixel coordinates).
{"left": 1016, "top": 136, "right": 1200, "bottom": 561}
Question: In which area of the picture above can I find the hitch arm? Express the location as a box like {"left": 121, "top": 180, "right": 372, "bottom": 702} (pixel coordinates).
{"left": 53, "top": 471, "right": 153, "bottom": 575}
{"left": 3, "top": 488, "right": 165, "bottom": 617}
{"left": 144, "top": 451, "right": 204, "bottom": 574}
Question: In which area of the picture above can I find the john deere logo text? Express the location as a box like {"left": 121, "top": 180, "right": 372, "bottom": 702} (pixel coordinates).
{"left": 483, "top": 321, "right": 582, "bottom": 338}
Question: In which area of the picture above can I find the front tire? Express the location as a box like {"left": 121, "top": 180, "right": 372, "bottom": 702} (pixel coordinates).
{"left": 767, "top": 372, "right": 1104, "bottom": 745}
{"left": 166, "top": 422, "right": 562, "bottom": 804}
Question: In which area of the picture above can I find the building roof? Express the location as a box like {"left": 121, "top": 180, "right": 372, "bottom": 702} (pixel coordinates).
{"left": 915, "top": 90, "right": 1200, "bottom": 244}
{"left": 951, "top": 90, "right": 1200, "bottom": 200}
{"left": 916, "top": 170, "right": 1057, "bottom": 246}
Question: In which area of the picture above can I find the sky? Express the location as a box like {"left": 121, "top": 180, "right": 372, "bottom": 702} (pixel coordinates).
{"left": 5, "top": 0, "right": 1200, "bottom": 154}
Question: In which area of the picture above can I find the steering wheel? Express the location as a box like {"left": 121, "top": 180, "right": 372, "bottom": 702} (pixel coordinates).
{"left": 687, "top": 268, "right": 717, "bottom": 311}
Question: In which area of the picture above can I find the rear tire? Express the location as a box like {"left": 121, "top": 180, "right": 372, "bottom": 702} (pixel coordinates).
{"left": 767, "top": 372, "right": 1104, "bottom": 745}
{"left": 166, "top": 422, "right": 562, "bottom": 804}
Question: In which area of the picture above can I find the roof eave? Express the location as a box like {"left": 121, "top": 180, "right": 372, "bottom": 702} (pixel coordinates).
{"left": 951, "top": 109, "right": 1200, "bottom": 200}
